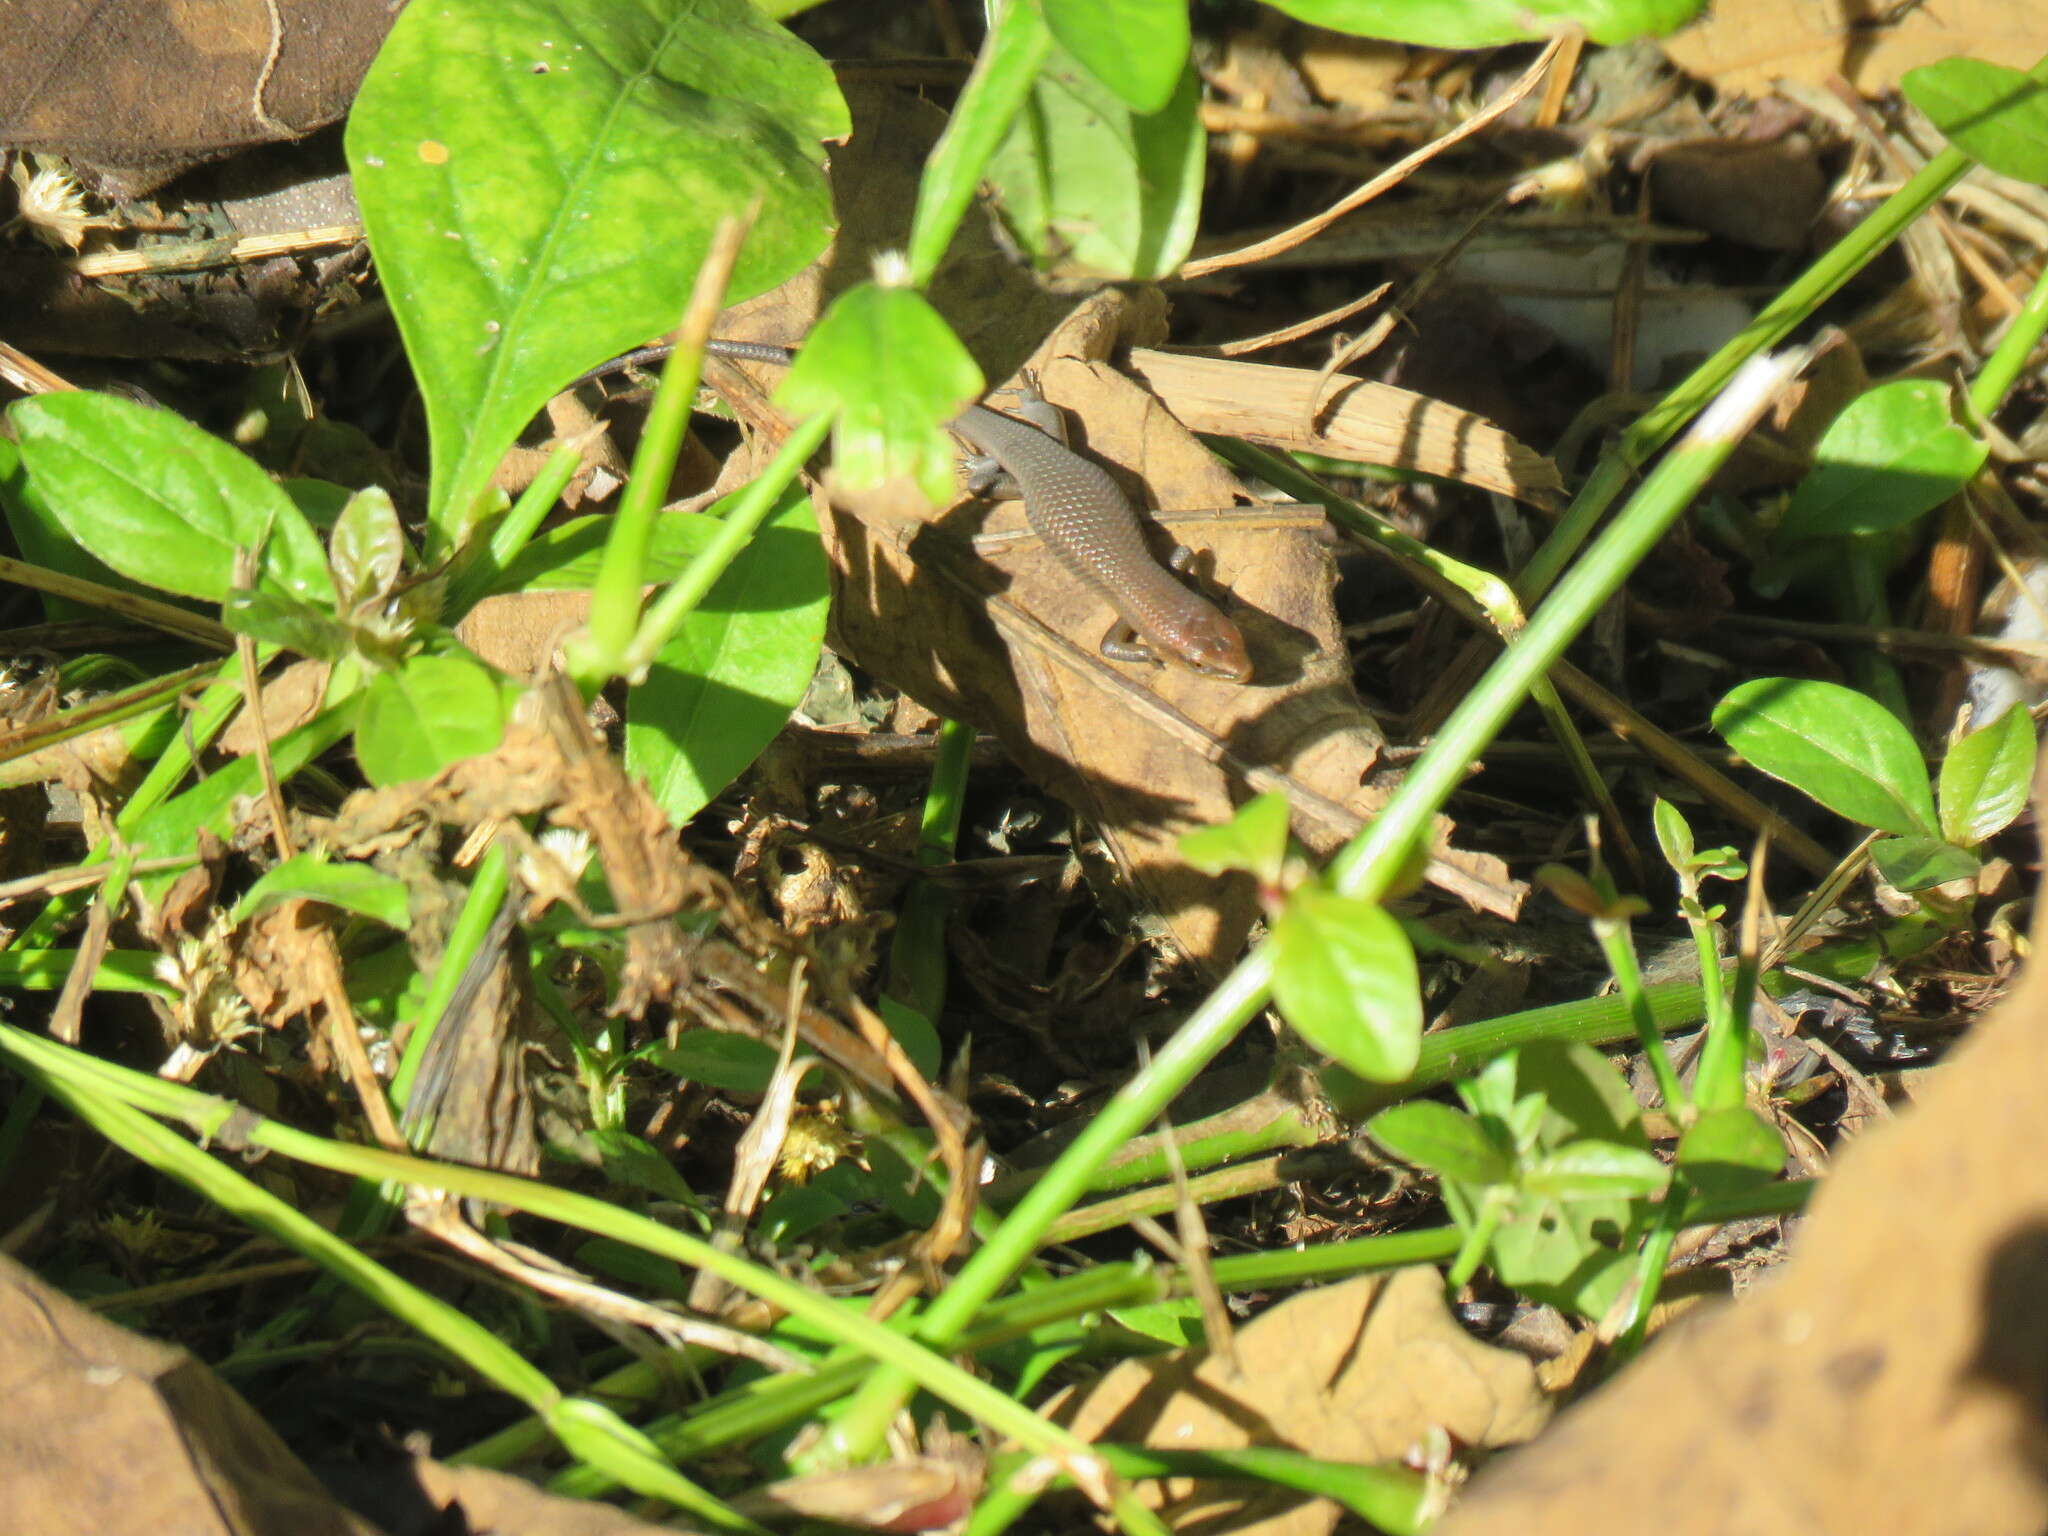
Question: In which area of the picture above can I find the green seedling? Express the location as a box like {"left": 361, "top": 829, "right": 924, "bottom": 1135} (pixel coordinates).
{"left": 1715, "top": 677, "right": 2036, "bottom": 893}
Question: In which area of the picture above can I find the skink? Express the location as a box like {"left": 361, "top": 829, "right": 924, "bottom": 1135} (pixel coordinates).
{"left": 585, "top": 339, "right": 1253, "bottom": 683}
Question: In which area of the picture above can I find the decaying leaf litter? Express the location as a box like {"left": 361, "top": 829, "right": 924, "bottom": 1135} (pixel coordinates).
{"left": 0, "top": 4, "right": 2044, "bottom": 1534}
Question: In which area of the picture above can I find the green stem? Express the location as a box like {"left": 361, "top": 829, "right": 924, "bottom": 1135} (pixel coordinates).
{"left": 0, "top": 1020, "right": 1116, "bottom": 1487}
{"left": 905, "top": 0, "right": 1052, "bottom": 285}
{"left": 14, "top": 1036, "right": 759, "bottom": 1532}
{"left": 574, "top": 327, "right": 714, "bottom": 682}
{"left": 1594, "top": 916, "right": 1688, "bottom": 1116}
{"left": 1332, "top": 350, "right": 1812, "bottom": 906}
{"left": 616, "top": 416, "right": 832, "bottom": 680}
{"left": 1969, "top": 255, "right": 2048, "bottom": 419}
{"left": 802, "top": 944, "right": 1279, "bottom": 1468}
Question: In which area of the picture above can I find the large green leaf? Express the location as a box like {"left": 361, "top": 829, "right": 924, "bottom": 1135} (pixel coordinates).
{"left": 1676, "top": 1105, "right": 1784, "bottom": 1198}
{"left": 10, "top": 392, "right": 332, "bottom": 607}
{"left": 1260, "top": 0, "right": 1700, "bottom": 48}
{"left": 1869, "top": 834, "right": 1979, "bottom": 893}
{"left": 345, "top": 0, "right": 846, "bottom": 547}
{"left": 355, "top": 652, "right": 515, "bottom": 786}
{"left": 985, "top": 48, "right": 1204, "bottom": 279}
{"left": 625, "top": 485, "right": 828, "bottom": 824}
{"left": 234, "top": 856, "right": 412, "bottom": 929}
{"left": 492, "top": 512, "right": 722, "bottom": 594}
{"left": 1905, "top": 59, "right": 2048, "bottom": 183}
{"left": 1041, "top": 0, "right": 1189, "bottom": 114}
{"left": 1521, "top": 1140, "right": 1670, "bottom": 1200}
{"left": 1517, "top": 1041, "right": 1650, "bottom": 1151}
{"left": 1714, "top": 678, "right": 1937, "bottom": 838}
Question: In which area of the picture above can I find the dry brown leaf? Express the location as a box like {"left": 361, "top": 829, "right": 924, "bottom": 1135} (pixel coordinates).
{"left": 230, "top": 895, "right": 329, "bottom": 1026}
{"left": 675, "top": 87, "right": 1516, "bottom": 960}
{"left": 733, "top": 1440, "right": 985, "bottom": 1531}
{"left": 0, "top": 1248, "right": 686, "bottom": 1536}
{"left": 1662, "top": 0, "right": 2048, "bottom": 97}
{"left": 1436, "top": 870, "right": 2048, "bottom": 1531}
{"left": 736, "top": 284, "right": 1520, "bottom": 963}
{"left": 1046, "top": 1265, "right": 1552, "bottom": 1536}
{"left": 0, "top": 0, "right": 393, "bottom": 194}
{"left": 0, "top": 1249, "right": 379, "bottom": 1536}
{"left": 407, "top": 1460, "right": 693, "bottom": 1535}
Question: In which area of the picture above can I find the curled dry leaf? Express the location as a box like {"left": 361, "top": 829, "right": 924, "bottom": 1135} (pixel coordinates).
{"left": 1044, "top": 1265, "right": 1552, "bottom": 1536}
{"left": 673, "top": 85, "right": 1521, "bottom": 966}
{"left": 743, "top": 283, "right": 1522, "bottom": 964}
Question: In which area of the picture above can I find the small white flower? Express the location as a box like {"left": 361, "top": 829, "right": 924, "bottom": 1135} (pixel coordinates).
{"left": 7, "top": 155, "right": 111, "bottom": 251}
{"left": 870, "top": 249, "right": 912, "bottom": 289}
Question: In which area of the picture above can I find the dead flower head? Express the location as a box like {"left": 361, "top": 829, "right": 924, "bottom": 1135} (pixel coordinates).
{"left": 153, "top": 909, "right": 255, "bottom": 1051}
{"left": 778, "top": 1102, "right": 861, "bottom": 1183}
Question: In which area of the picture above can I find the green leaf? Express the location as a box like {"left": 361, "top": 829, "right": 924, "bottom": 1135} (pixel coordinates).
{"left": 1041, "top": 0, "right": 1189, "bottom": 114}
{"left": 1366, "top": 1101, "right": 1513, "bottom": 1185}
{"left": 775, "top": 283, "right": 981, "bottom": 504}
{"left": 1179, "top": 791, "right": 1292, "bottom": 885}
{"left": 1676, "top": 1104, "right": 1783, "bottom": 1198}
{"left": 1456, "top": 1050, "right": 1521, "bottom": 1124}
{"left": 492, "top": 512, "right": 721, "bottom": 594}
{"left": 1904, "top": 59, "right": 2048, "bottom": 183}
{"left": 624, "top": 485, "right": 828, "bottom": 824}
{"left": 1270, "top": 886, "right": 1423, "bottom": 1081}
{"left": 985, "top": 50, "right": 1204, "bottom": 279}
{"left": 284, "top": 479, "right": 355, "bottom": 531}
{"left": 234, "top": 856, "right": 412, "bottom": 929}
{"left": 1938, "top": 704, "right": 2037, "bottom": 847}
{"left": 1651, "top": 797, "right": 1694, "bottom": 873}
{"left": 1521, "top": 1139, "right": 1670, "bottom": 1201}
{"left": 641, "top": 1030, "right": 782, "bottom": 1095}
{"left": 875, "top": 996, "right": 943, "bottom": 1084}
{"left": 574, "top": 1237, "right": 690, "bottom": 1299}
{"left": 10, "top": 392, "right": 333, "bottom": 606}
{"left": 355, "top": 652, "right": 513, "bottom": 786}
{"left": 1869, "top": 834, "right": 1980, "bottom": 892}
{"left": 1714, "top": 678, "right": 1937, "bottom": 837}
{"left": 1486, "top": 1206, "right": 1635, "bottom": 1321}
{"left": 345, "top": 0, "right": 846, "bottom": 544}
{"left": 1516, "top": 1041, "right": 1649, "bottom": 1151}
{"left": 1779, "top": 380, "right": 1986, "bottom": 540}
{"left": 580, "top": 1128, "right": 700, "bottom": 1206}
{"left": 1107, "top": 1297, "right": 1206, "bottom": 1348}
{"left": 0, "top": 435, "right": 157, "bottom": 621}
{"left": 1258, "top": 0, "right": 1701, "bottom": 48}
{"left": 223, "top": 588, "right": 349, "bottom": 660}
{"left": 905, "top": 0, "right": 1052, "bottom": 284}
{"left": 330, "top": 487, "right": 409, "bottom": 612}
{"left": 757, "top": 1177, "right": 852, "bottom": 1245}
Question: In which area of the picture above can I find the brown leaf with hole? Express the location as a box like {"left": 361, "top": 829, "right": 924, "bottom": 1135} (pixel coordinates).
{"left": 1046, "top": 1266, "right": 1551, "bottom": 1536}
{"left": 1436, "top": 839, "right": 2048, "bottom": 1531}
